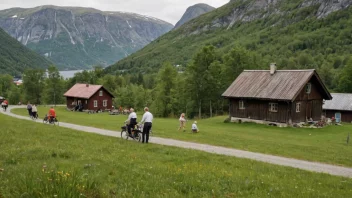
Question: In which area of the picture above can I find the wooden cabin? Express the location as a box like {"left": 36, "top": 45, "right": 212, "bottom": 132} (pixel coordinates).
{"left": 323, "top": 93, "right": 352, "bottom": 123}
{"left": 222, "top": 64, "right": 332, "bottom": 124}
{"left": 64, "top": 83, "right": 114, "bottom": 111}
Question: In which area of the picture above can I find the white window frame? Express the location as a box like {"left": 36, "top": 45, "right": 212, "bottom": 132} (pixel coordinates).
{"left": 99, "top": 90, "right": 103, "bottom": 96}
{"left": 296, "top": 102, "right": 301, "bottom": 113}
{"left": 103, "top": 100, "right": 107, "bottom": 107}
{"left": 306, "top": 83, "right": 312, "bottom": 94}
{"left": 94, "top": 100, "right": 98, "bottom": 108}
{"left": 239, "top": 100, "right": 245, "bottom": 110}
{"left": 269, "top": 103, "right": 278, "bottom": 113}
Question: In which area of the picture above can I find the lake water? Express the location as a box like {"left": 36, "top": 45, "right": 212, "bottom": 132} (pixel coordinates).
{"left": 59, "top": 70, "right": 84, "bottom": 79}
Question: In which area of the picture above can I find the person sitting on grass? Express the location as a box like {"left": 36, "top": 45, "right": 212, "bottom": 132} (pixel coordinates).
{"left": 48, "top": 106, "right": 56, "bottom": 123}
{"left": 192, "top": 121, "right": 199, "bottom": 133}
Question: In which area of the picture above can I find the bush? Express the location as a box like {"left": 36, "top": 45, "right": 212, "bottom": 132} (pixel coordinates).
{"left": 224, "top": 117, "right": 231, "bottom": 123}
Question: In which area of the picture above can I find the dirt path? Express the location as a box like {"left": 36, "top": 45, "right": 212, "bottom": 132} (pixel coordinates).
{"left": 3, "top": 105, "right": 352, "bottom": 178}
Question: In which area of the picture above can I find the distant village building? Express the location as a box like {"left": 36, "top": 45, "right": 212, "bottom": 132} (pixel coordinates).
{"left": 323, "top": 93, "right": 352, "bottom": 123}
{"left": 222, "top": 64, "right": 332, "bottom": 125}
{"left": 64, "top": 83, "right": 114, "bottom": 111}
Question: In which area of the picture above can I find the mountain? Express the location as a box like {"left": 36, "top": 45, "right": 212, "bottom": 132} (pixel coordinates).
{"left": 0, "top": 5, "right": 173, "bottom": 70}
{"left": 174, "top": 3, "right": 215, "bottom": 29}
{"left": 105, "top": 0, "right": 352, "bottom": 76}
{"left": 0, "top": 27, "right": 52, "bottom": 75}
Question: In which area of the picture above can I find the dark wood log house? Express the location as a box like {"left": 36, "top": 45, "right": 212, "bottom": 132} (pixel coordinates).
{"left": 64, "top": 83, "right": 114, "bottom": 111}
{"left": 222, "top": 64, "right": 332, "bottom": 124}
{"left": 323, "top": 93, "right": 352, "bottom": 123}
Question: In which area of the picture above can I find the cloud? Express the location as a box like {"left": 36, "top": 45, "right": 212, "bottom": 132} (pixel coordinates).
{"left": 0, "top": 0, "right": 229, "bottom": 24}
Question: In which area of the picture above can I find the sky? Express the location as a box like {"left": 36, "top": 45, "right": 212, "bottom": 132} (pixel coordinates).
{"left": 0, "top": 0, "right": 229, "bottom": 24}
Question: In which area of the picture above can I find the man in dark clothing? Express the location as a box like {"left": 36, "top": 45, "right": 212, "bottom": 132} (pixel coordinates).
{"left": 27, "top": 102, "right": 32, "bottom": 117}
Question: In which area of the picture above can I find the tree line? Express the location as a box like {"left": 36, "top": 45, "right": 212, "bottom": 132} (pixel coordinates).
{"left": 1, "top": 45, "right": 352, "bottom": 118}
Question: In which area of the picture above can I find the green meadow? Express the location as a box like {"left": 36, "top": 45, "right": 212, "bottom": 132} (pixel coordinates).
{"left": 0, "top": 113, "right": 352, "bottom": 197}
{"left": 11, "top": 106, "right": 352, "bottom": 167}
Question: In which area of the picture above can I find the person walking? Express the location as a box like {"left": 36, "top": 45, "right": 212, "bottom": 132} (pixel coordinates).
{"left": 140, "top": 107, "right": 153, "bottom": 144}
{"left": 32, "top": 104, "right": 38, "bottom": 119}
{"left": 27, "top": 102, "right": 32, "bottom": 117}
{"left": 178, "top": 113, "right": 186, "bottom": 132}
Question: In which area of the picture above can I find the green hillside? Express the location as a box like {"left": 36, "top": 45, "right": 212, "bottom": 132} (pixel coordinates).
{"left": 0, "top": 28, "right": 52, "bottom": 75}
{"left": 105, "top": 0, "right": 352, "bottom": 89}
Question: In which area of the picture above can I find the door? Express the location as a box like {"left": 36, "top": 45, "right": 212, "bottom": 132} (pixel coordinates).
{"left": 306, "top": 101, "right": 312, "bottom": 120}
{"left": 335, "top": 112, "right": 341, "bottom": 123}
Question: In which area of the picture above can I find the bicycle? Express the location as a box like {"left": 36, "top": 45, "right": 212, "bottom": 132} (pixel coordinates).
{"left": 30, "top": 113, "right": 39, "bottom": 120}
{"left": 120, "top": 122, "right": 142, "bottom": 142}
{"left": 1, "top": 104, "right": 8, "bottom": 112}
{"left": 43, "top": 114, "right": 60, "bottom": 126}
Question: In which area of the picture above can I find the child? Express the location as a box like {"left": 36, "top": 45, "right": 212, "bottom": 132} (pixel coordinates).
{"left": 192, "top": 121, "right": 199, "bottom": 133}
{"left": 178, "top": 113, "right": 186, "bottom": 132}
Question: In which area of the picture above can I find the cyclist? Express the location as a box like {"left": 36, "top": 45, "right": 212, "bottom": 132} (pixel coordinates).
{"left": 1, "top": 99, "right": 8, "bottom": 111}
{"left": 48, "top": 106, "right": 56, "bottom": 123}
{"left": 126, "top": 108, "right": 137, "bottom": 137}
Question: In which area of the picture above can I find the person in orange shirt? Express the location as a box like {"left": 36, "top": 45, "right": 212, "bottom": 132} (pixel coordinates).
{"left": 1, "top": 99, "right": 8, "bottom": 111}
{"left": 48, "top": 106, "right": 56, "bottom": 123}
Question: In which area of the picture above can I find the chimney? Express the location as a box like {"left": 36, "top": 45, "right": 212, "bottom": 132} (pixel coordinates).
{"left": 270, "top": 63, "right": 277, "bottom": 75}
{"left": 86, "top": 84, "right": 89, "bottom": 87}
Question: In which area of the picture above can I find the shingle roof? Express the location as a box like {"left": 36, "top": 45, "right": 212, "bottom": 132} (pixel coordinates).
{"left": 64, "top": 84, "right": 107, "bottom": 99}
{"left": 222, "top": 70, "right": 331, "bottom": 101}
{"left": 323, "top": 93, "right": 352, "bottom": 111}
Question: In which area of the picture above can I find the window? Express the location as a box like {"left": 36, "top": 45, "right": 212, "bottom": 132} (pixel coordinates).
{"left": 78, "top": 100, "right": 81, "bottom": 105}
{"left": 306, "top": 83, "right": 312, "bottom": 94}
{"left": 296, "top": 103, "right": 301, "bottom": 113}
{"left": 269, "top": 103, "right": 278, "bottom": 112}
{"left": 239, "top": 100, "right": 245, "bottom": 109}
{"left": 99, "top": 90, "right": 103, "bottom": 96}
{"left": 94, "top": 100, "right": 98, "bottom": 107}
{"left": 85, "top": 100, "right": 88, "bottom": 104}
{"left": 103, "top": 100, "right": 107, "bottom": 107}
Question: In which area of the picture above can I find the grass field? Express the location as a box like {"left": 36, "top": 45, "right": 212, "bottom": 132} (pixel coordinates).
{"left": 12, "top": 106, "right": 352, "bottom": 167}
{"left": 1, "top": 113, "right": 352, "bottom": 197}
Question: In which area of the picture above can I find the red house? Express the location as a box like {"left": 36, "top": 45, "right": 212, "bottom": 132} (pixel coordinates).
{"left": 64, "top": 83, "right": 114, "bottom": 111}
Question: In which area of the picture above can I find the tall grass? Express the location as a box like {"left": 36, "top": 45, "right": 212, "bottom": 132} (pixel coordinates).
{"left": 11, "top": 107, "right": 352, "bottom": 167}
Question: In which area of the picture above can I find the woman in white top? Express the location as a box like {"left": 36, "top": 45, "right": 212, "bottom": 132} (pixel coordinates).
{"left": 178, "top": 113, "right": 186, "bottom": 132}
{"left": 32, "top": 104, "right": 38, "bottom": 119}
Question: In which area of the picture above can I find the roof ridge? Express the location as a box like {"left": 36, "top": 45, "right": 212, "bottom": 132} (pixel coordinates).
{"left": 243, "top": 69, "right": 316, "bottom": 72}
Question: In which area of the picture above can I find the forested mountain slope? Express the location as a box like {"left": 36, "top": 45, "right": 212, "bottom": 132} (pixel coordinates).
{"left": 0, "top": 5, "right": 173, "bottom": 70}
{"left": 106, "top": 0, "right": 352, "bottom": 90}
{"left": 0, "top": 27, "right": 52, "bottom": 75}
